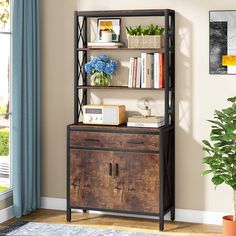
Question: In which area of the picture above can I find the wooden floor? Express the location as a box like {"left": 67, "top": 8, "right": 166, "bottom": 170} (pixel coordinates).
{"left": 0, "top": 209, "right": 222, "bottom": 235}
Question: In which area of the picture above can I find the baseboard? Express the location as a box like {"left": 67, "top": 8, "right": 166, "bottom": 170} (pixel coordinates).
{"left": 0, "top": 205, "right": 15, "bottom": 223}
{"left": 40, "top": 197, "right": 227, "bottom": 225}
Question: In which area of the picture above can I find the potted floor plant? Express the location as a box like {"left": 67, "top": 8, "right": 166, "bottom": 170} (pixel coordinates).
{"left": 202, "top": 96, "right": 236, "bottom": 236}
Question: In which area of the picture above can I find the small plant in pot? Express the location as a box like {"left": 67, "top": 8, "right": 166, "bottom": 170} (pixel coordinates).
{"left": 202, "top": 96, "right": 236, "bottom": 236}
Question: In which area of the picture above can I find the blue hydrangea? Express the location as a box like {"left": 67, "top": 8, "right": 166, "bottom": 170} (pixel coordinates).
{"left": 95, "top": 61, "right": 106, "bottom": 72}
{"left": 84, "top": 55, "right": 118, "bottom": 76}
{"left": 109, "top": 60, "right": 118, "bottom": 71}
{"left": 84, "top": 62, "right": 93, "bottom": 73}
{"left": 104, "top": 63, "right": 115, "bottom": 75}
{"left": 98, "top": 55, "right": 109, "bottom": 62}
{"left": 90, "top": 57, "right": 100, "bottom": 67}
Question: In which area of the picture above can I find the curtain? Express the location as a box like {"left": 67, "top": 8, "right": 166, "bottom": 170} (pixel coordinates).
{"left": 12, "top": 0, "right": 40, "bottom": 217}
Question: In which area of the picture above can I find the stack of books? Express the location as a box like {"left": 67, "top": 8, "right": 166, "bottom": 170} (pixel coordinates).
{"left": 128, "top": 53, "right": 164, "bottom": 89}
{"left": 127, "top": 116, "right": 164, "bottom": 128}
{"left": 87, "top": 41, "right": 125, "bottom": 48}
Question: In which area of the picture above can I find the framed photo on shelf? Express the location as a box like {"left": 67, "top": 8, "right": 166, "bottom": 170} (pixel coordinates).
{"left": 97, "top": 18, "right": 121, "bottom": 42}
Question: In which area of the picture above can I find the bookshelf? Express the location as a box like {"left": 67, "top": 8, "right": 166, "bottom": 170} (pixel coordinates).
{"left": 67, "top": 9, "right": 175, "bottom": 231}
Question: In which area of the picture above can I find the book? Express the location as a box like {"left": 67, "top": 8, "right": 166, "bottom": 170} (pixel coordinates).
{"left": 154, "top": 53, "right": 164, "bottom": 88}
{"left": 154, "top": 53, "right": 160, "bottom": 88}
{"left": 132, "top": 58, "right": 138, "bottom": 88}
{"left": 150, "top": 54, "right": 154, "bottom": 88}
{"left": 136, "top": 57, "right": 142, "bottom": 88}
{"left": 128, "top": 58, "right": 135, "bottom": 88}
{"left": 159, "top": 53, "right": 164, "bottom": 88}
{"left": 141, "top": 53, "right": 146, "bottom": 88}
{"left": 128, "top": 116, "right": 164, "bottom": 123}
{"left": 87, "top": 41, "right": 125, "bottom": 48}
{"left": 127, "top": 121, "right": 164, "bottom": 128}
{"left": 141, "top": 53, "right": 154, "bottom": 88}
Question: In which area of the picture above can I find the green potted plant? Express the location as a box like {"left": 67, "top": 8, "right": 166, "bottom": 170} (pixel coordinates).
{"left": 202, "top": 96, "right": 236, "bottom": 236}
{"left": 126, "top": 24, "right": 164, "bottom": 48}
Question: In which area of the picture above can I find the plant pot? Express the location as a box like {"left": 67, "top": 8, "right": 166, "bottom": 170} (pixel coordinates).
{"left": 127, "top": 35, "right": 162, "bottom": 48}
{"left": 223, "top": 215, "right": 236, "bottom": 236}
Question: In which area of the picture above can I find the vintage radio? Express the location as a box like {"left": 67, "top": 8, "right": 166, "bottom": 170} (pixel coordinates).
{"left": 83, "top": 105, "right": 126, "bottom": 125}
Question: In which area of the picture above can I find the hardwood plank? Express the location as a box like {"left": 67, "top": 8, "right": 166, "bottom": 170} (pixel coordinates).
{"left": 0, "top": 209, "right": 222, "bottom": 235}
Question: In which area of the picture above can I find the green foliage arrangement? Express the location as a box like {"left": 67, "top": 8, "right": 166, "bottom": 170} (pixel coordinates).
{"left": 0, "top": 0, "right": 10, "bottom": 26}
{"left": 126, "top": 24, "right": 164, "bottom": 36}
{"left": 0, "top": 128, "right": 9, "bottom": 156}
{"left": 202, "top": 96, "right": 236, "bottom": 221}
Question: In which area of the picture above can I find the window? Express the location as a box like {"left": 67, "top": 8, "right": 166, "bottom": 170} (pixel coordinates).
{"left": 0, "top": 0, "right": 11, "bottom": 194}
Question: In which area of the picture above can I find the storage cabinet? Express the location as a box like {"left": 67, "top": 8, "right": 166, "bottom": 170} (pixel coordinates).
{"left": 70, "top": 148, "right": 160, "bottom": 213}
{"left": 67, "top": 9, "right": 175, "bottom": 231}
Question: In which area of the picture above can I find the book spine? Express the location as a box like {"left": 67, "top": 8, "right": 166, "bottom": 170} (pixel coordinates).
{"left": 150, "top": 54, "right": 154, "bottom": 88}
{"left": 132, "top": 58, "right": 138, "bottom": 88}
{"left": 141, "top": 53, "right": 146, "bottom": 88}
{"left": 136, "top": 57, "right": 142, "bottom": 88}
{"left": 128, "top": 58, "right": 134, "bottom": 88}
{"left": 154, "top": 53, "right": 160, "bottom": 88}
{"left": 159, "top": 53, "right": 164, "bottom": 88}
{"left": 146, "top": 54, "right": 151, "bottom": 88}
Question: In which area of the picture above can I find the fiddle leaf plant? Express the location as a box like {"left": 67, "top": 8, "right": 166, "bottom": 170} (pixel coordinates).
{"left": 202, "top": 96, "right": 236, "bottom": 221}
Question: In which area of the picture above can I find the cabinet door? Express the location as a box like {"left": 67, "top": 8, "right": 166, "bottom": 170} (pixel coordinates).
{"left": 70, "top": 149, "right": 114, "bottom": 209}
{"left": 113, "top": 152, "right": 160, "bottom": 213}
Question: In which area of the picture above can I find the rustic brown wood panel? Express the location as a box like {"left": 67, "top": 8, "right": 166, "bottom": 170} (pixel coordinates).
{"left": 113, "top": 153, "right": 160, "bottom": 213}
{"left": 70, "top": 131, "right": 160, "bottom": 151}
{"left": 70, "top": 149, "right": 114, "bottom": 209}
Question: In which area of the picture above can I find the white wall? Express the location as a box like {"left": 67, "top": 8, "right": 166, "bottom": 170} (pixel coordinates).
{"left": 41, "top": 0, "right": 236, "bottom": 214}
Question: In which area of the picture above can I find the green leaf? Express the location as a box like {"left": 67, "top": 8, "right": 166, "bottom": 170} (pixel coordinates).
{"left": 202, "top": 140, "right": 212, "bottom": 148}
{"left": 228, "top": 96, "right": 236, "bottom": 103}
{"left": 201, "top": 170, "right": 213, "bottom": 176}
{"left": 212, "top": 176, "right": 224, "bottom": 186}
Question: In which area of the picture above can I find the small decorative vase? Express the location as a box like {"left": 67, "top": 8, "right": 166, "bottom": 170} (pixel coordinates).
{"left": 93, "top": 73, "right": 111, "bottom": 86}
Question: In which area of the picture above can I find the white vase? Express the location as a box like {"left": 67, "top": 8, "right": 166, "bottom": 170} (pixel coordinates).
{"left": 101, "top": 31, "right": 112, "bottom": 42}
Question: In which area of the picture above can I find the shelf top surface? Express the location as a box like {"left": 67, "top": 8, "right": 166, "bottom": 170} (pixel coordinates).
{"left": 69, "top": 122, "right": 162, "bottom": 133}
{"left": 75, "top": 9, "right": 175, "bottom": 17}
{"left": 77, "top": 85, "right": 167, "bottom": 90}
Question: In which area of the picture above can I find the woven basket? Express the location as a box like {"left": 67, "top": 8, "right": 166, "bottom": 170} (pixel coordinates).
{"left": 127, "top": 35, "right": 162, "bottom": 48}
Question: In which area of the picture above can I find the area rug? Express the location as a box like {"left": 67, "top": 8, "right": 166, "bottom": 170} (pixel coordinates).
{"left": 0, "top": 221, "right": 163, "bottom": 236}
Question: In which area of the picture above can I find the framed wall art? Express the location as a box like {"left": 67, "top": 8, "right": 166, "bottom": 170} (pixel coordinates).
{"left": 209, "top": 10, "right": 236, "bottom": 74}
{"left": 97, "top": 18, "right": 121, "bottom": 42}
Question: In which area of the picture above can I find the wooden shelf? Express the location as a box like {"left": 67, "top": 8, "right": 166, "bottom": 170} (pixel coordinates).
{"left": 77, "top": 47, "right": 165, "bottom": 52}
{"left": 77, "top": 85, "right": 166, "bottom": 90}
{"left": 70, "top": 122, "right": 163, "bottom": 133}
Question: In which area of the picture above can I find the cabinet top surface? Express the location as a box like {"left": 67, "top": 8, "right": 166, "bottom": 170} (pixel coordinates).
{"left": 69, "top": 123, "right": 161, "bottom": 134}
{"left": 75, "top": 9, "right": 175, "bottom": 17}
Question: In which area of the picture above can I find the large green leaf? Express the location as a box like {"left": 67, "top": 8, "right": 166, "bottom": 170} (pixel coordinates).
{"left": 212, "top": 176, "right": 224, "bottom": 185}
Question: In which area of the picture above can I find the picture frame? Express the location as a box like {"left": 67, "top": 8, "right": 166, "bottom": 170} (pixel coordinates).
{"left": 97, "top": 18, "right": 121, "bottom": 42}
{"left": 209, "top": 10, "right": 236, "bottom": 74}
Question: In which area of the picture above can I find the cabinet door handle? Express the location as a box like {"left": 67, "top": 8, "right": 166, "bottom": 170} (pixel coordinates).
{"left": 109, "top": 163, "right": 112, "bottom": 176}
{"left": 115, "top": 163, "right": 119, "bottom": 176}
{"left": 127, "top": 140, "right": 144, "bottom": 145}
{"left": 84, "top": 138, "right": 99, "bottom": 142}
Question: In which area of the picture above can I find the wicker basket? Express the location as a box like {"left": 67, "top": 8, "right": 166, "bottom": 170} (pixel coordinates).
{"left": 127, "top": 35, "right": 162, "bottom": 48}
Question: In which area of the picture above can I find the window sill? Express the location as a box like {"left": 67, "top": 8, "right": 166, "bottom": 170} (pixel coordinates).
{"left": 0, "top": 189, "right": 13, "bottom": 201}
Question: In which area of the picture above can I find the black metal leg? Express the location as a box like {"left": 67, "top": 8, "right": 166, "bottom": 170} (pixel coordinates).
{"left": 83, "top": 209, "right": 88, "bottom": 213}
{"left": 67, "top": 208, "right": 71, "bottom": 222}
{"left": 171, "top": 208, "right": 175, "bottom": 221}
{"left": 159, "top": 215, "right": 164, "bottom": 231}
